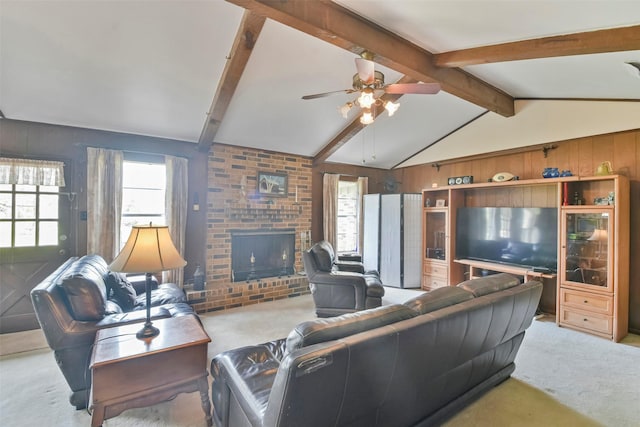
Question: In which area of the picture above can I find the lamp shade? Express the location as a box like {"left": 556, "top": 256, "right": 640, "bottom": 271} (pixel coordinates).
{"left": 110, "top": 224, "right": 186, "bottom": 273}
{"left": 588, "top": 228, "right": 608, "bottom": 243}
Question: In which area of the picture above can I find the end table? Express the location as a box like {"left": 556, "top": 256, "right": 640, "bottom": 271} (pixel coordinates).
{"left": 90, "top": 315, "right": 212, "bottom": 427}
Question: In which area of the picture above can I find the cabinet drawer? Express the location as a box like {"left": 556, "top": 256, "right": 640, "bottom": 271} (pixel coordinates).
{"left": 422, "top": 275, "right": 448, "bottom": 290}
{"left": 423, "top": 263, "right": 447, "bottom": 278}
{"left": 561, "top": 289, "right": 613, "bottom": 315}
{"left": 560, "top": 308, "right": 612, "bottom": 336}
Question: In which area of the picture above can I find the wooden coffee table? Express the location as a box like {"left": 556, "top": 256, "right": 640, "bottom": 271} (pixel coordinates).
{"left": 89, "top": 315, "right": 212, "bottom": 427}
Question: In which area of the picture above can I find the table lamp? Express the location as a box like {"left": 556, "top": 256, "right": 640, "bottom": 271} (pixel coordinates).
{"left": 110, "top": 223, "right": 186, "bottom": 340}
{"left": 588, "top": 227, "right": 608, "bottom": 258}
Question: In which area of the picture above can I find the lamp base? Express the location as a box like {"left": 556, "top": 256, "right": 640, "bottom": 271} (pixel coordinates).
{"left": 136, "top": 322, "right": 160, "bottom": 340}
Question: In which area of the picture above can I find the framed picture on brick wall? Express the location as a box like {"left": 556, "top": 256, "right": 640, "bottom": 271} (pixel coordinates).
{"left": 257, "top": 171, "right": 288, "bottom": 197}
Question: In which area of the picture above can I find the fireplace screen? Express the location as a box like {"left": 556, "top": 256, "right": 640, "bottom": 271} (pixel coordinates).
{"left": 231, "top": 229, "right": 296, "bottom": 282}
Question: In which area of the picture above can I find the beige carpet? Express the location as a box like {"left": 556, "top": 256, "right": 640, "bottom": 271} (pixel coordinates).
{"left": 1, "top": 292, "right": 639, "bottom": 427}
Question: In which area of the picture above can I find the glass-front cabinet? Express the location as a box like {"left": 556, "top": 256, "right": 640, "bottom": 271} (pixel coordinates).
{"left": 558, "top": 204, "right": 622, "bottom": 340}
{"left": 561, "top": 209, "right": 613, "bottom": 292}
{"left": 421, "top": 189, "right": 450, "bottom": 291}
{"left": 422, "top": 208, "right": 448, "bottom": 290}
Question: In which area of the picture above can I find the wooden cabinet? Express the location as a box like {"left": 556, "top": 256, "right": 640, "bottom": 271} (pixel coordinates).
{"left": 421, "top": 174, "right": 629, "bottom": 341}
{"left": 422, "top": 206, "right": 448, "bottom": 290}
{"left": 557, "top": 176, "right": 629, "bottom": 341}
{"left": 420, "top": 189, "right": 465, "bottom": 290}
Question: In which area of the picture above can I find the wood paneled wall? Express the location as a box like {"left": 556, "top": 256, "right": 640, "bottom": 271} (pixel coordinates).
{"left": 0, "top": 119, "right": 209, "bottom": 279}
{"left": 395, "top": 128, "right": 640, "bottom": 333}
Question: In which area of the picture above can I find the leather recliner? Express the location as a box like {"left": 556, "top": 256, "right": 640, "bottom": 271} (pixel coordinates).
{"left": 302, "top": 240, "right": 384, "bottom": 317}
{"left": 30, "top": 254, "right": 195, "bottom": 409}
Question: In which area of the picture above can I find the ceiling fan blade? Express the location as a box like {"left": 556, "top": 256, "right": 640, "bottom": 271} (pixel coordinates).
{"left": 384, "top": 83, "right": 441, "bottom": 95}
{"left": 355, "top": 58, "right": 375, "bottom": 84}
{"left": 302, "top": 89, "right": 354, "bottom": 100}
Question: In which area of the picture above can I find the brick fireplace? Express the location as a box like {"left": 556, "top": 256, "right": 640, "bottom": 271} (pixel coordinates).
{"left": 187, "top": 144, "right": 312, "bottom": 313}
{"left": 230, "top": 229, "right": 295, "bottom": 281}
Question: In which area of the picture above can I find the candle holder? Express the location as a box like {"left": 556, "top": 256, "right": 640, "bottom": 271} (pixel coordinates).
{"left": 247, "top": 252, "right": 257, "bottom": 281}
{"left": 280, "top": 250, "right": 288, "bottom": 276}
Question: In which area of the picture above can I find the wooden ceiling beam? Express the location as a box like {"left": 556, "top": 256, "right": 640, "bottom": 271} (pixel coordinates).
{"left": 226, "top": 0, "right": 514, "bottom": 117}
{"left": 313, "top": 76, "right": 416, "bottom": 166}
{"left": 197, "top": 10, "right": 266, "bottom": 151}
{"left": 435, "top": 25, "right": 640, "bottom": 68}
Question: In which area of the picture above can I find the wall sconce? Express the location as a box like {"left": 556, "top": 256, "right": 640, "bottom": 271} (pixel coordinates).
{"left": 193, "top": 192, "right": 200, "bottom": 211}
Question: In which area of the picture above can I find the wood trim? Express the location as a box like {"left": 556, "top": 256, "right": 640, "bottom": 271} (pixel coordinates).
{"left": 435, "top": 25, "right": 640, "bottom": 67}
{"left": 391, "top": 111, "right": 490, "bottom": 169}
{"left": 313, "top": 76, "right": 416, "bottom": 166}
{"left": 226, "top": 0, "right": 515, "bottom": 117}
{"left": 197, "top": 10, "right": 266, "bottom": 151}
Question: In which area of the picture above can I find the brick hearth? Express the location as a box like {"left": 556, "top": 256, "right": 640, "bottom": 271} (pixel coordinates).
{"left": 186, "top": 275, "right": 309, "bottom": 313}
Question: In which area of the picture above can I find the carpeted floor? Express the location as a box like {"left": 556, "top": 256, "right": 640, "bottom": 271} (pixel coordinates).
{"left": 1, "top": 291, "right": 638, "bottom": 427}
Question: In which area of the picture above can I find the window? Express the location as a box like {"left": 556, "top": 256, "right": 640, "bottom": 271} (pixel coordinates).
{"left": 120, "top": 161, "right": 166, "bottom": 248}
{"left": 0, "top": 184, "right": 59, "bottom": 248}
{"left": 336, "top": 180, "right": 359, "bottom": 253}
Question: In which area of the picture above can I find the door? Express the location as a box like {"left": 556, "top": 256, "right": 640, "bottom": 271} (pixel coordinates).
{"left": 560, "top": 208, "right": 613, "bottom": 293}
{"left": 0, "top": 183, "right": 74, "bottom": 333}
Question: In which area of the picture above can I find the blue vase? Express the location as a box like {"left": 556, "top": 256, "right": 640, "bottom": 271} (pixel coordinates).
{"left": 542, "top": 167, "right": 559, "bottom": 178}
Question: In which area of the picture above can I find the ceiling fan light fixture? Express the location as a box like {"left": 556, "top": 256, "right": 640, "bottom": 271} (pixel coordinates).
{"left": 339, "top": 102, "right": 353, "bottom": 119}
{"left": 360, "top": 109, "right": 374, "bottom": 125}
{"left": 357, "top": 89, "right": 376, "bottom": 109}
{"left": 384, "top": 100, "right": 400, "bottom": 116}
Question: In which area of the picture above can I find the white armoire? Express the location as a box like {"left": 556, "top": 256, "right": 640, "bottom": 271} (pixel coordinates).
{"left": 363, "top": 193, "right": 422, "bottom": 288}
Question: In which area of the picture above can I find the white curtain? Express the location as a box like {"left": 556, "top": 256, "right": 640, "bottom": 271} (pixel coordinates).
{"left": 322, "top": 173, "right": 340, "bottom": 249}
{"left": 0, "top": 157, "right": 65, "bottom": 186}
{"left": 86, "top": 147, "right": 123, "bottom": 261}
{"left": 163, "top": 155, "right": 188, "bottom": 286}
{"left": 356, "top": 176, "right": 368, "bottom": 254}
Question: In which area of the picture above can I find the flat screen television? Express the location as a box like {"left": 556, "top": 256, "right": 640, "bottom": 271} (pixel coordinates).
{"left": 455, "top": 207, "right": 558, "bottom": 272}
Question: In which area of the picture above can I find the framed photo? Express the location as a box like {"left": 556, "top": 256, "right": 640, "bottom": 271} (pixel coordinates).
{"left": 435, "top": 199, "right": 446, "bottom": 207}
{"left": 257, "top": 171, "right": 288, "bottom": 197}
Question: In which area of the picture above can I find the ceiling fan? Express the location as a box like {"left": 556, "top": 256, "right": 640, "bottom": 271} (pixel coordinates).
{"left": 302, "top": 51, "right": 441, "bottom": 124}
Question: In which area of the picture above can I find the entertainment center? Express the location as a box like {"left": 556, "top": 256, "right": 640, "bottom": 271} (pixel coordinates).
{"left": 422, "top": 174, "right": 629, "bottom": 341}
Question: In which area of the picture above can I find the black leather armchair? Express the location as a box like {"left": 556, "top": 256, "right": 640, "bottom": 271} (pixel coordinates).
{"left": 30, "top": 254, "right": 194, "bottom": 409}
{"left": 302, "top": 241, "right": 384, "bottom": 317}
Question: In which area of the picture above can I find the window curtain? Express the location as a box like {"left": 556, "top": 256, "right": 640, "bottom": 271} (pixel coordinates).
{"left": 322, "top": 173, "right": 340, "bottom": 248}
{"left": 163, "top": 155, "right": 188, "bottom": 286}
{"left": 0, "top": 157, "right": 65, "bottom": 186}
{"left": 86, "top": 147, "right": 123, "bottom": 261}
{"left": 356, "top": 176, "right": 368, "bottom": 254}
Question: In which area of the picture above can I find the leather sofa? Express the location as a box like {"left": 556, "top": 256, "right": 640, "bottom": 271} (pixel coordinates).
{"left": 302, "top": 240, "right": 384, "bottom": 317}
{"left": 30, "top": 254, "right": 194, "bottom": 409}
{"left": 210, "top": 273, "right": 542, "bottom": 427}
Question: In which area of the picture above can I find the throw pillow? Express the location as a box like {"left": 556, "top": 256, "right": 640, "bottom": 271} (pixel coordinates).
{"left": 105, "top": 272, "right": 137, "bottom": 311}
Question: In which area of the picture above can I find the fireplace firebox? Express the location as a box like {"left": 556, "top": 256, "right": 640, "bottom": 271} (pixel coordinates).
{"left": 231, "top": 229, "right": 296, "bottom": 282}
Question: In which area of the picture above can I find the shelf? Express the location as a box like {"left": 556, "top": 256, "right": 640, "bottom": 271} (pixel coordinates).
{"left": 422, "top": 174, "right": 622, "bottom": 193}
{"left": 455, "top": 259, "right": 556, "bottom": 279}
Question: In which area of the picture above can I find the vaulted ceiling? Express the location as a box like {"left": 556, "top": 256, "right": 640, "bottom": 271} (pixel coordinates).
{"left": 1, "top": 1, "right": 639, "bottom": 169}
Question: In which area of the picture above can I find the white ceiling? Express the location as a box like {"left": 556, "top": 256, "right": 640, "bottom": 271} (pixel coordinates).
{"left": 1, "top": 1, "right": 639, "bottom": 169}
